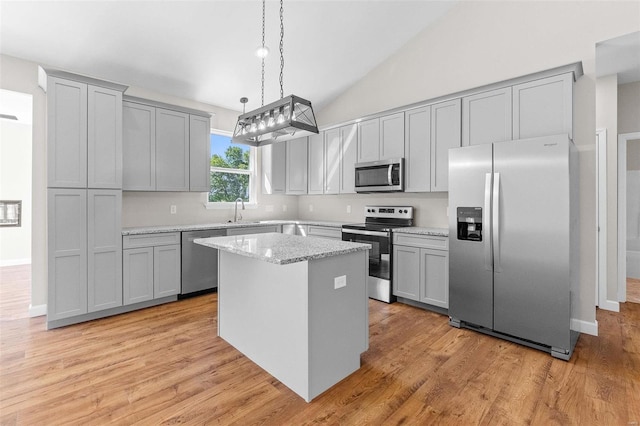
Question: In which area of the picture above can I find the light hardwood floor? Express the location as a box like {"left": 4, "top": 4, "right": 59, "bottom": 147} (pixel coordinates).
{"left": 1, "top": 264, "right": 639, "bottom": 425}
{"left": 628, "top": 277, "right": 640, "bottom": 304}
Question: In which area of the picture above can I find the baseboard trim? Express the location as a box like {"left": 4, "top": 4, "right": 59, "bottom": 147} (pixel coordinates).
{"left": 1, "top": 258, "right": 31, "bottom": 267}
{"left": 29, "top": 304, "right": 47, "bottom": 317}
{"left": 598, "top": 299, "right": 620, "bottom": 312}
{"left": 571, "top": 318, "right": 598, "bottom": 336}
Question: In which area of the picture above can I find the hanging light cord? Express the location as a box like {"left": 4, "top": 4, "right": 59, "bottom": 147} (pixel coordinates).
{"left": 261, "top": 0, "right": 266, "bottom": 107}
{"left": 279, "top": 0, "right": 284, "bottom": 99}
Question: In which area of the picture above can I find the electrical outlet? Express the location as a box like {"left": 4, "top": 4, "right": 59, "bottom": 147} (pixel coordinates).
{"left": 170, "top": 205, "right": 177, "bottom": 214}
{"left": 346, "top": 205, "right": 351, "bottom": 214}
{"left": 309, "top": 204, "right": 314, "bottom": 212}
{"left": 282, "top": 204, "right": 287, "bottom": 212}
{"left": 334, "top": 275, "right": 347, "bottom": 289}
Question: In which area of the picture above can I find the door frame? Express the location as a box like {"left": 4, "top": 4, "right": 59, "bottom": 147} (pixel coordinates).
{"left": 596, "top": 129, "right": 608, "bottom": 309}
{"left": 618, "top": 132, "right": 640, "bottom": 302}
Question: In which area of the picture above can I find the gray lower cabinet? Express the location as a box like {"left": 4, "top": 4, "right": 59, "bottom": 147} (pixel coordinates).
{"left": 47, "top": 188, "right": 123, "bottom": 321}
{"left": 122, "top": 232, "right": 181, "bottom": 305}
{"left": 87, "top": 189, "right": 122, "bottom": 312}
{"left": 393, "top": 233, "right": 449, "bottom": 309}
{"left": 47, "top": 188, "right": 88, "bottom": 320}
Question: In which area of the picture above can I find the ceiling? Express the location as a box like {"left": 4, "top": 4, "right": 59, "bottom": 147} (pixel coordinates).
{"left": 596, "top": 31, "right": 640, "bottom": 84}
{"left": 0, "top": 0, "right": 457, "bottom": 114}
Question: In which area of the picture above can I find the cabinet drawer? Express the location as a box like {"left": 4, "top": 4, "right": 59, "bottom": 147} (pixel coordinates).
{"left": 123, "top": 232, "right": 180, "bottom": 249}
{"left": 393, "top": 233, "right": 448, "bottom": 250}
{"left": 307, "top": 225, "right": 342, "bottom": 240}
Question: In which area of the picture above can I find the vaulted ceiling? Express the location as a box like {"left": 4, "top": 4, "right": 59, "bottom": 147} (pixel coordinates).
{"left": 0, "top": 0, "right": 458, "bottom": 113}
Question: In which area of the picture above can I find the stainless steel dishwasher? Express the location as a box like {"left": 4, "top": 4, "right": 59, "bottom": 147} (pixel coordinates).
{"left": 181, "top": 229, "right": 226, "bottom": 296}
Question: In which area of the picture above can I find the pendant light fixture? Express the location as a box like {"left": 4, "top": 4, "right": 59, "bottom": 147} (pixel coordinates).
{"left": 232, "top": 0, "right": 318, "bottom": 147}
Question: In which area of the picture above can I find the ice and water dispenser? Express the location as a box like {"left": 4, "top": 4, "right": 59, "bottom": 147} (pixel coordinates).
{"left": 457, "top": 207, "right": 483, "bottom": 241}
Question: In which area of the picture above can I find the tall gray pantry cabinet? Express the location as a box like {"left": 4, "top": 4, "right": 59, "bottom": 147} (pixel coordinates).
{"left": 41, "top": 68, "right": 128, "bottom": 328}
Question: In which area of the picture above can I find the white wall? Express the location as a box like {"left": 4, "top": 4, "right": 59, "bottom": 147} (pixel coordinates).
{"left": 596, "top": 74, "right": 618, "bottom": 302}
{"left": 618, "top": 81, "right": 640, "bottom": 134}
{"left": 313, "top": 1, "right": 640, "bottom": 330}
{"left": 0, "top": 112, "right": 32, "bottom": 266}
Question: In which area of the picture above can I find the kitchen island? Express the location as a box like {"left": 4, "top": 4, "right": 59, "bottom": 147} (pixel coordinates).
{"left": 194, "top": 233, "right": 371, "bottom": 402}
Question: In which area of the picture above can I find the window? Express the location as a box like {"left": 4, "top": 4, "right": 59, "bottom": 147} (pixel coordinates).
{"left": 208, "top": 130, "right": 255, "bottom": 203}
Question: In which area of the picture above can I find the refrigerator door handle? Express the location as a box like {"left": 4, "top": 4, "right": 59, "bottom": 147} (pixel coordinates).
{"left": 484, "top": 173, "right": 493, "bottom": 271}
{"left": 492, "top": 172, "right": 501, "bottom": 272}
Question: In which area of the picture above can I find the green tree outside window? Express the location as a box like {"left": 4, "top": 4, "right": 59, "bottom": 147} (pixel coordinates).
{"left": 209, "top": 134, "right": 252, "bottom": 202}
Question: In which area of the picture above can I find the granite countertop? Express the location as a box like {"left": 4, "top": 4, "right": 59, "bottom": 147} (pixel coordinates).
{"left": 122, "top": 220, "right": 347, "bottom": 236}
{"left": 194, "top": 233, "right": 371, "bottom": 265}
{"left": 393, "top": 227, "right": 449, "bottom": 237}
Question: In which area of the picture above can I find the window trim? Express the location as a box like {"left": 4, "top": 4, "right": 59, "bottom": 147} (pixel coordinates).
{"left": 205, "top": 128, "right": 257, "bottom": 208}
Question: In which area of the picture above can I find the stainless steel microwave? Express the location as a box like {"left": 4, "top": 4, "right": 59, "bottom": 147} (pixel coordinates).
{"left": 354, "top": 158, "right": 404, "bottom": 193}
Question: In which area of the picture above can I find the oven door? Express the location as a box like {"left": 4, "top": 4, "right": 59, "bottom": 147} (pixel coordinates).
{"left": 341, "top": 228, "right": 390, "bottom": 281}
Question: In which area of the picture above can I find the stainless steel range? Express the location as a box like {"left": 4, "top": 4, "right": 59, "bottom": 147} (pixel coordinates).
{"left": 342, "top": 206, "right": 414, "bottom": 303}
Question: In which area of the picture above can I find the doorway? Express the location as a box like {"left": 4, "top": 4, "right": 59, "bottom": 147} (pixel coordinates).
{"left": 0, "top": 89, "right": 33, "bottom": 267}
{"left": 618, "top": 133, "right": 640, "bottom": 304}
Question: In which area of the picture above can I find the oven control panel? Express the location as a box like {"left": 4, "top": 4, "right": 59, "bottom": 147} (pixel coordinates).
{"left": 364, "top": 206, "right": 413, "bottom": 220}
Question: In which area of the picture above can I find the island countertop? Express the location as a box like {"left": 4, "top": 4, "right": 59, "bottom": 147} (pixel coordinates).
{"left": 194, "top": 232, "right": 371, "bottom": 265}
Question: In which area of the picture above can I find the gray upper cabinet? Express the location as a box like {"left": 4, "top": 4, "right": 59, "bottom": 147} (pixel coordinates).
{"left": 123, "top": 101, "right": 156, "bottom": 190}
{"left": 47, "top": 77, "right": 88, "bottom": 188}
{"left": 404, "top": 106, "right": 431, "bottom": 192}
{"left": 87, "top": 85, "right": 123, "bottom": 189}
{"left": 122, "top": 96, "right": 211, "bottom": 192}
{"left": 189, "top": 115, "right": 211, "bottom": 192}
{"left": 357, "top": 118, "right": 379, "bottom": 163}
{"left": 462, "top": 87, "right": 512, "bottom": 147}
{"left": 339, "top": 123, "right": 358, "bottom": 194}
{"left": 87, "top": 189, "right": 122, "bottom": 313}
{"left": 430, "top": 99, "right": 461, "bottom": 192}
{"left": 156, "top": 108, "right": 189, "bottom": 191}
{"left": 357, "top": 112, "right": 404, "bottom": 163}
{"left": 380, "top": 112, "right": 405, "bottom": 160}
{"left": 513, "top": 73, "right": 573, "bottom": 140}
{"left": 307, "top": 132, "right": 325, "bottom": 195}
{"left": 286, "top": 137, "right": 308, "bottom": 195}
{"left": 47, "top": 188, "right": 88, "bottom": 321}
{"left": 324, "top": 128, "right": 340, "bottom": 194}
{"left": 262, "top": 142, "right": 286, "bottom": 194}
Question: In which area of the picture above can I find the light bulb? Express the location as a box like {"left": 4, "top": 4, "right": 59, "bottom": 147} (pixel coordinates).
{"left": 267, "top": 113, "right": 275, "bottom": 127}
{"left": 276, "top": 107, "right": 285, "bottom": 124}
{"left": 250, "top": 121, "right": 257, "bottom": 133}
{"left": 258, "top": 115, "right": 266, "bottom": 130}
{"left": 255, "top": 45, "right": 270, "bottom": 58}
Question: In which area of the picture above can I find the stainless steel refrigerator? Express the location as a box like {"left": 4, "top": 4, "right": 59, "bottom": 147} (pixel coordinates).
{"left": 448, "top": 134, "right": 579, "bottom": 360}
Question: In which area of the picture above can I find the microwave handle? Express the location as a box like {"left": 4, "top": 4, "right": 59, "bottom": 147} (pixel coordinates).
{"left": 388, "top": 164, "right": 393, "bottom": 186}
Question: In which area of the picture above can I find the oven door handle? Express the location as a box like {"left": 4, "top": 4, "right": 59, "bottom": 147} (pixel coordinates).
{"left": 342, "top": 228, "right": 389, "bottom": 238}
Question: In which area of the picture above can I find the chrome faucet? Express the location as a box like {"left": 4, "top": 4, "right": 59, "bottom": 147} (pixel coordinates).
{"left": 234, "top": 198, "right": 245, "bottom": 222}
